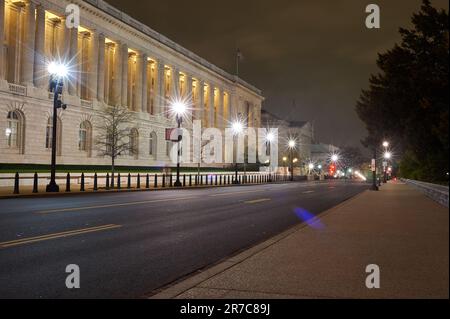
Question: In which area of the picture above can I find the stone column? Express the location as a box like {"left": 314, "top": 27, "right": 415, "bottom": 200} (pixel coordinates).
{"left": 68, "top": 26, "right": 78, "bottom": 95}
{"left": 135, "top": 52, "right": 144, "bottom": 112}
{"left": 0, "top": 0, "right": 6, "bottom": 81}
{"left": 21, "top": 0, "right": 36, "bottom": 86}
{"left": 141, "top": 54, "right": 148, "bottom": 113}
{"left": 88, "top": 30, "right": 99, "bottom": 101}
{"left": 217, "top": 88, "right": 224, "bottom": 130}
{"left": 112, "top": 42, "right": 122, "bottom": 105}
{"left": 209, "top": 85, "right": 215, "bottom": 128}
{"left": 34, "top": 4, "right": 46, "bottom": 88}
{"left": 121, "top": 43, "right": 128, "bottom": 107}
{"left": 157, "top": 59, "right": 165, "bottom": 116}
{"left": 171, "top": 67, "right": 179, "bottom": 98}
{"left": 197, "top": 80, "right": 204, "bottom": 125}
{"left": 97, "top": 33, "right": 105, "bottom": 102}
{"left": 186, "top": 75, "right": 193, "bottom": 121}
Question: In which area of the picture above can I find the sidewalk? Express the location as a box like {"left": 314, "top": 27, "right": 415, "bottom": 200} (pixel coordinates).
{"left": 152, "top": 181, "right": 449, "bottom": 299}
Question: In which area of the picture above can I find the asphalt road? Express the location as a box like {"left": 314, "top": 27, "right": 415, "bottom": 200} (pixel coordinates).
{"left": 0, "top": 180, "right": 369, "bottom": 299}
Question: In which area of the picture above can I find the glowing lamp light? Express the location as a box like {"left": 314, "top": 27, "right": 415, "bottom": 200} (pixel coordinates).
{"left": 331, "top": 154, "right": 339, "bottom": 162}
{"left": 5, "top": 128, "right": 12, "bottom": 137}
{"left": 231, "top": 121, "right": 244, "bottom": 135}
{"left": 47, "top": 61, "right": 69, "bottom": 78}
{"left": 384, "top": 152, "right": 392, "bottom": 160}
{"left": 266, "top": 132, "right": 275, "bottom": 143}
{"left": 283, "top": 157, "right": 288, "bottom": 162}
{"left": 318, "top": 165, "right": 323, "bottom": 170}
{"left": 293, "top": 158, "right": 299, "bottom": 163}
{"left": 383, "top": 141, "right": 389, "bottom": 148}
{"left": 308, "top": 163, "right": 315, "bottom": 170}
{"left": 288, "top": 140, "right": 296, "bottom": 149}
{"left": 171, "top": 101, "right": 187, "bottom": 116}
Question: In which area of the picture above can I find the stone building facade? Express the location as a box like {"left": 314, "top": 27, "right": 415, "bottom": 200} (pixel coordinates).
{"left": 0, "top": 0, "right": 263, "bottom": 167}
{"left": 261, "top": 110, "right": 314, "bottom": 175}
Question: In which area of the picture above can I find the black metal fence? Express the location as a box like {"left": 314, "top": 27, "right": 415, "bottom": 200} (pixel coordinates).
{"left": 7, "top": 172, "right": 298, "bottom": 195}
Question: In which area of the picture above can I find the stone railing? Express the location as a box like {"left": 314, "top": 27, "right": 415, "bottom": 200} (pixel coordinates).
{"left": 402, "top": 179, "right": 449, "bottom": 207}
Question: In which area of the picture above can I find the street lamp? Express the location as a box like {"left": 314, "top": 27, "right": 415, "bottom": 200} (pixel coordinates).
{"left": 331, "top": 154, "right": 339, "bottom": 163}
{"left": 231, "top": 120, "right": 245, "bottom": 184}
{"left": 383, "top": 151, "right": 392, "bottom": 184}
{"left": 288, "top": 139, "right": 296, "bottom": 181}
{"left": 308, "top": 162, "right": 315, "bottom": 176}
{"left": 46, "top": 61, "right": 69, "bottom": 193}
{"left": 171, "top": 100, "right": 187, "bottom": 187}
{"left": 265, "top": 131, "right": 276, "bottom": 182}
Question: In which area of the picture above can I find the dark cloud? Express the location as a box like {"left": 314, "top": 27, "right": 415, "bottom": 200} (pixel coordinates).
{"left": 105, "top": 0, "right": 448, "bottom": 148}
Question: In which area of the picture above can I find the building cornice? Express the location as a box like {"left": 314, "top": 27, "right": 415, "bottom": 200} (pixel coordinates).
{"left": 79, "top": 0, "right": 263, "bottom": 97}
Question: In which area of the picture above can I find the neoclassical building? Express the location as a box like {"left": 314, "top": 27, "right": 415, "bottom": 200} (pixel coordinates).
{"left": 0, "top": 0, "right": 263, "bottom": 167}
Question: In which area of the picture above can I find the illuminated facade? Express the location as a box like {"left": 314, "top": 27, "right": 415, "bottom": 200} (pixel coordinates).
{"left": 0, "top": 0, "right": 263, "bottom": 167}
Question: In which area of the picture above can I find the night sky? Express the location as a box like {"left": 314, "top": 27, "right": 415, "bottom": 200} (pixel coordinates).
{"left": 105, "top": 0, "right": 448, "bottom": 149}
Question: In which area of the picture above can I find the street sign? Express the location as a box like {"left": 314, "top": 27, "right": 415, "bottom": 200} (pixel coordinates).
{"left": 166, "top": 128, "right": 183, "bottom": 142}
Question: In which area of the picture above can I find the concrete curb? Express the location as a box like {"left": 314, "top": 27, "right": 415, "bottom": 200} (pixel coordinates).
{"left": 0, "top": 180, "right": 335, "bottom": 200}
{"left": 148, "top": 189, "right": 369, "bottom": 299}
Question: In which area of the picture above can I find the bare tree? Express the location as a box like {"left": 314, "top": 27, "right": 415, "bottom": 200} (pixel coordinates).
{"left": 95, "top": 103, "right": 136, "bottom": 186}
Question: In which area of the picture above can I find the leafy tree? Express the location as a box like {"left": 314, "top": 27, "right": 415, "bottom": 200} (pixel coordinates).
{"left": 356, "top": 0, "right": 448, "bottom": 182}
{"left": 95, "top": 103, "right": 137, "bottom": 186}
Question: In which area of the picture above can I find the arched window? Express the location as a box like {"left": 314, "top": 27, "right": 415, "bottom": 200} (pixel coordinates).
{"left": 79, "top": 121, "right": 92, "bottom": 156}
{"left": 130, "top": 128, "right": 139, "bottom": 159}
{"left": 166, "top": 141, "right": 173, "bottom": 157}
{"left": 149, "top": 131, "right": 157, "bottom": 157}
{"left": 45, "top": 117, "right": 62, "bottom": 155}
{"left": 6, "top": 111, "right": 21, "bottom": 149}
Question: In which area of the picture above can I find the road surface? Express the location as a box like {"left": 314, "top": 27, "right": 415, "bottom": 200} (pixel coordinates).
{"left": 0, "top": 180, "right": 368, "bottom": 298}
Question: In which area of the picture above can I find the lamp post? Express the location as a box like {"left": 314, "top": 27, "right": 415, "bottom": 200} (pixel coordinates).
{"left": 171, "top": 101, "right": 187, "bottom": 187}
{"left": 232, "top": 120, "right": 244, "bottom": 184}
{"left": 46, "top": 62, "right": 68, "bottom": 193}
{"left": 265, "top": 132, "right": 275, "bottom": 182}
{"left": 383, "top": 151, "right": 392, "bottom": 184}
{"left": 371, "top": 146, "right": 379, "bottom": 191}
{"left": 288, "top": 140, "right": 296, "bottom": 181}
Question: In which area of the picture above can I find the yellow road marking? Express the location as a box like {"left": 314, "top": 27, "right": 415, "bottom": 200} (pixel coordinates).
{"left": 210, "top": 190, "right": 265, "bottom": 197}
{"left": 244, "top": 198, "right": 272, "bottom": 204}
{"left": 0, "top": 224, "right": 122, "bottom": 249}
{"left": 36, "top": 196, "right": 197, "bottom": 214}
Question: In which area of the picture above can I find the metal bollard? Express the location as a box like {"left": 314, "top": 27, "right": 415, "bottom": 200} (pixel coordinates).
{"left": 106, "top": 173, "right": 110, "bottom": 190}
{"left": 94, "top": 173, "right": 98, "bottom": 191}
{"left": 154, "top": 174, "right": 158, "bottom": 188}
{"left": 127, "top": 173, "right": 131, "bottom": 189}
{"left": 117, "top": 173, "right": 121, "bottom": 190}
{"left": 183, "top": 175, "right": 186, "bottom": 187}
{"left": 137, "top": 174, "right": 141, "bottom": 189}
{"left": 33, "top": 173, "right": 38, "bottom": 193}
{"left": 80, "top": 173, "right": 85, "bottom": 192}
{"left": 146, "top": 174, "right": 150, "bottom": 189}
{"left": 162, "top": 174, "right": 166, "bottom": 188}
{"left": 66, "top": 173, "right": 71, "bottom": 192}
{"left": 13, "top": 173, "right": 19, "bottom": 194}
